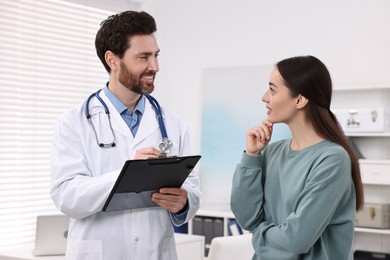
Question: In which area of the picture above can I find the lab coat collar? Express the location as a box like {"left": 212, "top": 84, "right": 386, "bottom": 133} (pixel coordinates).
{"left": 133, "top": 100, "right": 161, "bottom": 146}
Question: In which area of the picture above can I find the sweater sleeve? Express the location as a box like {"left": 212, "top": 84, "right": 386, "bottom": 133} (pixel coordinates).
{"left": 230, "top": 152, "right": 265, "bottom": 231}
{"left": 252, "top": 149, "right": 353, "bottom": 256}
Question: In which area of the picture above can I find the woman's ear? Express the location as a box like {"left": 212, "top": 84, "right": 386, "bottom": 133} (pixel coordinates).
{"left": 296, "top": 94, "right": 309, "bottom": 109}
{"left": 105, "top": 51, "right": 119, "bottom": 72}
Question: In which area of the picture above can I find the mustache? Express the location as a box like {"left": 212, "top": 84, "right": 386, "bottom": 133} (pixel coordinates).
{"left": 142, "top": 70, "right": 157, "bottom": 77}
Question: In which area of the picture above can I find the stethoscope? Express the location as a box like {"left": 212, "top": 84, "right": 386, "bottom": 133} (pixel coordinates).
{"left": 85, "top": 89, "right": 172, "bottom": 155}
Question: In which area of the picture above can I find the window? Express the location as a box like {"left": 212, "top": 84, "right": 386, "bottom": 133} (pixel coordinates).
{"left": 0, "top": 0, "right": 112, "bottom": 250}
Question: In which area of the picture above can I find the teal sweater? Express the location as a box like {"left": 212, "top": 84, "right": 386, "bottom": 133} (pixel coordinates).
{"left": 231, "top": 139, "right": 356, "bottom": 260}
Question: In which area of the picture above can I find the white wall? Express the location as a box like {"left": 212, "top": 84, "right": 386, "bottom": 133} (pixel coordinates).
{"left": 63, "top": 0, "right": 390, "bottom": 153}
{"left": 61, "top": 0, "right": 140, "bottom": 12}
{"left": 149, "top": 0, "right": 390, "bottom": 154}
{"left": 62, "top": 0, "right": 390, "bottom": 207}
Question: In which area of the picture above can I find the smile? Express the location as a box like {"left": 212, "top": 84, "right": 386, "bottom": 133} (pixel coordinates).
{"left": 142, "top": 75, "right": 154, "bottom": 83}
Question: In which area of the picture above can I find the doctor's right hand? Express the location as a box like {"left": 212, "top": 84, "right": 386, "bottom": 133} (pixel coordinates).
{"left": 134, "top": 147, "right": 161, "bottom": 160}
{"left": 246, "top": 120, "right": 273, "bottom": 156}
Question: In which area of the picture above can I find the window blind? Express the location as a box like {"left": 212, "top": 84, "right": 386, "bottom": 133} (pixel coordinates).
{"left": 0, "top": 0, "right": 112, "bottom": 250}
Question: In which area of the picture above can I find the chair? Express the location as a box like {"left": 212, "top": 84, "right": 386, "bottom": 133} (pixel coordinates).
{"left": 207, "top": 234, "right": 255, "bottom": 260}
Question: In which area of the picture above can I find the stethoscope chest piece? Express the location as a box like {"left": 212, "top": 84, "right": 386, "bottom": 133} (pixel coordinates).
{"left": 159, "top": 137, "right": 173, "bottom": 155}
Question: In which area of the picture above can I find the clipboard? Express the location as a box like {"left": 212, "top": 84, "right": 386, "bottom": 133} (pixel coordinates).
{"left": 102, "top": 155, "right": 201, "bottom": 212}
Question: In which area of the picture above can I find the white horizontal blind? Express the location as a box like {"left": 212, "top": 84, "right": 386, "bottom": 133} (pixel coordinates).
{"left": 0, "top": 0, "right": 112, "bottom": 250}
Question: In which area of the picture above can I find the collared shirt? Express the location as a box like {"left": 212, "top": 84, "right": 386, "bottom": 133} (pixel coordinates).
{"left": 103, "top": 84, "right": 189, "bottom": 221}
{"left": 103, "top": 85, "right": 145, "bottom": 137}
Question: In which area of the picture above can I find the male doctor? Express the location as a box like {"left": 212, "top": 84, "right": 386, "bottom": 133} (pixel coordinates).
{"left": 50, "top": 11, "right": 201, "bottom": 260}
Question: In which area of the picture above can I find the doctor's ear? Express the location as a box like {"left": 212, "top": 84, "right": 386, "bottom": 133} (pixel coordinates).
{"left": 105, "top": 51, "right": 120, "bottom": 72}
{"left": 295, "top": 94, "right": 309, "bottom": 109}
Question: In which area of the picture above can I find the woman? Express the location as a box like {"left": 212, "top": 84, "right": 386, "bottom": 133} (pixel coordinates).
{"left": 230, "top": 55, "right": 363, "bottom": 260}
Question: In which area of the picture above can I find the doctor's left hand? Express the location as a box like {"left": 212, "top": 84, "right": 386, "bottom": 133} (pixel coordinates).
{"left": 151, "top": 187, "right": 188, "bottom": 213}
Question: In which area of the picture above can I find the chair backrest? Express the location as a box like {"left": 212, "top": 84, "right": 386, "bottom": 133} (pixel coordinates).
{"left": 207, "top": 234, "right": 255, "bottom": 260}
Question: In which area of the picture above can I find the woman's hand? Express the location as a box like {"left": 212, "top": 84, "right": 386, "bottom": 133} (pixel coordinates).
{"left": 246, "top": 120, "right": 273, "bottom": 155}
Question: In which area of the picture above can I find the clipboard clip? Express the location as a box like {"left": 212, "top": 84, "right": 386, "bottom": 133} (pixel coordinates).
{"left": 147, "top": 155, "right": 181, "bottom": 165}
{"left": 148, "top": 154, "right": 178, "bottom": 160}
{"left": 158, "top": 153, "right": 168, "bottom": 159}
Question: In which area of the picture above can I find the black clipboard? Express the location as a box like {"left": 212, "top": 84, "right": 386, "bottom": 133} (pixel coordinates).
{"left": 102, "top": 155, "right": 201, "bottom": 212}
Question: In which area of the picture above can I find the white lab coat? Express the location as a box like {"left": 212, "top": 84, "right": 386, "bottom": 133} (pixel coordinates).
{"left": 50, "top": 90, "right": 201, "bottom": 260}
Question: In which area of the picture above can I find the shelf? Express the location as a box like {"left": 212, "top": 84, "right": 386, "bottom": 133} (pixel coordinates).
{"left": 334, "top": 86, "right": 390, "bottom": 91}
{"left": 346, "top": 133, "right": 390, "bottom": 137}
{"left": 359, "top": 159, "right": 390, "bottom": 163}
{"left": 334, "top": 87, "right": 390, "bottom": 254}
{"left": 362, "top": 181, "right": 390, "bottom": 186}
{"left": 196, "top": 209, "right": 235, "bottom": 219}
{"left": 355, "top": 227, "right": 390, "bottom": 235}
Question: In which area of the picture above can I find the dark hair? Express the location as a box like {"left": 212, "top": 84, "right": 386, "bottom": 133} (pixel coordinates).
{"left": 95, "top": 11, "right": 157, "bottom": 73}
{"left": 276, "top": 55, "right": 364, "bottom": 211}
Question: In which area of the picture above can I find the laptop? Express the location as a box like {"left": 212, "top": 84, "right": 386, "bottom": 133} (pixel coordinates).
{"left": 32, "top": 214, "right": 70, "bottom": 256}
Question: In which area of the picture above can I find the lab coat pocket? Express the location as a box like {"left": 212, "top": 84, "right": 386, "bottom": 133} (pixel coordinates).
{"left": 66, "top": 240, "right": 103, "bottom": 260}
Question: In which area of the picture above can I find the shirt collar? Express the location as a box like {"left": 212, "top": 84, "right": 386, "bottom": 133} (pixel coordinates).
{"left": 103, "top": 83, "right": 145, "bottom": 115}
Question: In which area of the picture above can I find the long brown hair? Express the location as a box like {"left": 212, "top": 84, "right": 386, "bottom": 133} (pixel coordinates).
{"left": 276, "top": 55, "right": 364, "bottom": 210}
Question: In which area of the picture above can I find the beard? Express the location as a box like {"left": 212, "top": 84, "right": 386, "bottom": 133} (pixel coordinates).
{"left": 118, "top": 60, "right": 155, "bottom": 94}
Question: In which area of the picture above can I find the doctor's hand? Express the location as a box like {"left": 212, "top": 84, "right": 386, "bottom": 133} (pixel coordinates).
{"left": 246, "top": 120, "right": 273, "bottom": 156}
{"left": 134, "top": 147, "right": 161, "bottom": 159}
{"left": 151, "top": 188, "right": 188, "bottom": 214}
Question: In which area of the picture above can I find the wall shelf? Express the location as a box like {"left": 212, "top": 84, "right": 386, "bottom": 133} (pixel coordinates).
{"left": 362, "top": 181, "right": 390, "bottom": 186}
{"left": 355, "top": 227, "right": 390, "bottom": 235}
{"left": 346, "top": 133, "right": 390, "bottom": 137}
{"left": 334, "top": 86, "right": 390, "bottom": 91}
{"left": 333, "top": 87, "right": 390, "bottom": 254}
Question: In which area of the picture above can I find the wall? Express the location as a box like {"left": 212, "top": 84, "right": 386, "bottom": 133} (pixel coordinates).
{"left": 150, "top": 0, "right": 390, "bottom": 208}
{"left": 61, "top": 0, "right": 140, "bottom": 12}
{"left": 152, "top": 0, "right": 390, "bottom": 152}
{"left": 198, "top": 65, "right": 292, "bottom": 208}
{"left": 61, "top": 0, "right": 390, "bottom": 150}
{"left": 62, "top": 0, "right": 390, "bottom": 207}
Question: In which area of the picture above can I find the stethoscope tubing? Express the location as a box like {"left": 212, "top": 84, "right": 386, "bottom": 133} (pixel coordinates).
{"left": 85, "top": 90, "right": 116, "bottom": 148}
{"left": 85, "top": 89, "right": 109, "bottom": 119}
{"left": 144, "top": 94, "right": 168, "bottom": 140}
{"left": 85, "top": 89, "right": 170, "bottom": 150}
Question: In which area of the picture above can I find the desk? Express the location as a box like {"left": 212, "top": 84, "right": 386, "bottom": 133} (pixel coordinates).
{"left": 0, "top": 233, "right": 205, "bottom": 260}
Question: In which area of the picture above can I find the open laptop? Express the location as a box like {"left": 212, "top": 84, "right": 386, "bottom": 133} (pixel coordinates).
{"left": 32, "top": 214, "right": 70, "bottom": 256}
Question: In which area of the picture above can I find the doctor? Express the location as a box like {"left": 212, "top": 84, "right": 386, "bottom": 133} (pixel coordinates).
{"left": 50, "top": 11, "right": 201, "bottom": 260}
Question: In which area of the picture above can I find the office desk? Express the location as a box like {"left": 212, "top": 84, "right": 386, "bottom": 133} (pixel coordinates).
{"left": 0, "top": 233, "right": 205, "bottom": 260}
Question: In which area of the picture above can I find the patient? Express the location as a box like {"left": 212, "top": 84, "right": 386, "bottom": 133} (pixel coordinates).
{"left": 230, "top": 55, "right": 363, "bottom": 259}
